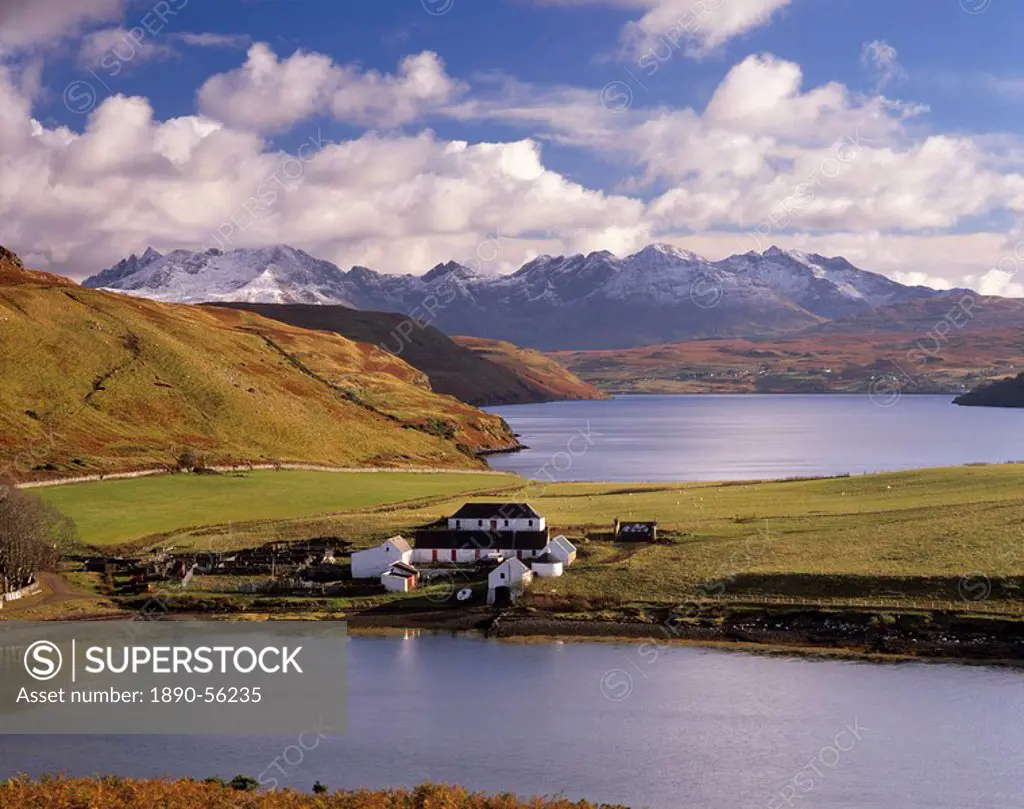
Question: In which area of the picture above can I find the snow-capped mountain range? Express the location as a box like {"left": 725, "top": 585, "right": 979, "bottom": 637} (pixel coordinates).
{"left": 83, "top": 243, "right": 954, "bottom": 349}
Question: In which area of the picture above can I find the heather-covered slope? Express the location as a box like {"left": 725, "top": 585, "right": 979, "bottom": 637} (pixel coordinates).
{"left": 212, "top": 303, "right": 604, "bottom": 405}
{"left": 452, "top": 336, "right": 607, "bottom": 401}
{"left": 0, "top": 250, "right": 518, "bottom": 481}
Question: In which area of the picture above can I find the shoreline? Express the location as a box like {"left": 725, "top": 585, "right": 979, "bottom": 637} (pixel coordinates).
{"left": 344, "top": 617, "right": 1024, "bottom": 668}
{"left": 10, "top": 593, "right": 1023, "bottom": 667}
{"left": 80, "top": 605, "right": 1020, "bottom": 668}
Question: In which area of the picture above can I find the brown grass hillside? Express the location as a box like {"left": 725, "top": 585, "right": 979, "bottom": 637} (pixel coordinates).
{"left": 215, "top": 303, "right": 605, "bottom": 405}
{"left": 0, "top": 251, "right": 519, "bottom": 481}
{"left": 453, "top": 336, "right": 606, "bottom": 401}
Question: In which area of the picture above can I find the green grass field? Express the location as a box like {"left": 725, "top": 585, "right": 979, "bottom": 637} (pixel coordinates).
{"left": 36, "top": 464, "right": 1024, "bottom": 612}
{"left": 37, "top": 470, "right": 520, "bottom": 546}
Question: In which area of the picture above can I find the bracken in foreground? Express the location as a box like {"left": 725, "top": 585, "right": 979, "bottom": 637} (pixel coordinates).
{"left": 0, "top": 777, "right": 630, "bottom": 809}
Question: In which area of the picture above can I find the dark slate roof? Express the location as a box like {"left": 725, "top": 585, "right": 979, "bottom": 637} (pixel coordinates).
{"left": 451, "top": 502, "right": 541, "bottom": 520}
{"left": 617, "top": 522, "right": 657, "bottom": 538}
{"left": 415, "top": 528, "right": 550, "bottom": 551}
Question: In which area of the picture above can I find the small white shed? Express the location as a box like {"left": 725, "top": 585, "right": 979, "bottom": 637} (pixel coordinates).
{"left": 381, "top": 561, "right": 419, "bottom": 593}
{"left": 544, "top": 535, "right": 577, "bottom": 566}
{"left": 531, "top": 552, "right": 564, "bottom": 578}
{"left": 487, "top": 557, "right": 533, "bottom": 605}
{"left": 351, "top": 536, "right": 412, "bottom": 579}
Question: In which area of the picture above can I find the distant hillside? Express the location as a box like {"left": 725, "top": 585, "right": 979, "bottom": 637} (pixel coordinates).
{"left": 0, "top": 249, "right": 519, "bottom": 481}
{"left": 817, "top": 295, "right": 1024, "bottom": 334}
{"left": 555, "top": 330, "right": 1024, "bottom": 395}
{"left": 452, "top": 336, "right": 606, "bottom": 401}
{"left": 953, "top": 373, "right": 1024, "bottom": 407}
{"left": 212, "top": 303, "right": 603, "bottom": 405}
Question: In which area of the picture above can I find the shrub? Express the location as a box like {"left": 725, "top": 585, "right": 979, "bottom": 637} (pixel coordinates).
{"left": 229, "top": 775, "right": 259, "bottom": 792}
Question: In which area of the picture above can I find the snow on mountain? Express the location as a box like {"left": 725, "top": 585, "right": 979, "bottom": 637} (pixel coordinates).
{"left": 83, "top": 245, "right": 356, "bottom": 305}
{"left": 84, "top": 243, "right": 948, "bottom": 349}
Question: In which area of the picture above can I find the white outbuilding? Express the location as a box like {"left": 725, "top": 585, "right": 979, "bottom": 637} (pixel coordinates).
{"left": 487, "top": 557, "right": 533, "bottom": 605}
{"left": 543, "top": 535, "right": 577, "bottom": 566}
{"left": 351, "top": 536, "right": 412, "bottom": 579}
{"left": 531, "top": 552, "right": 564, "bottom": 579}
{"left": 381, "top": 561, "right": 419, "bottom": 593}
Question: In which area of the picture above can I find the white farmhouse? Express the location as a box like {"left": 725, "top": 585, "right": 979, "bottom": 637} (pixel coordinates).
{"left": 381, "top": 561, "right": 419, "bottom": 593}
{"left": 413, "top": 502, "right": 549, "bottom": 564}
{"left": 487, "top": 557, "right": 533, "bottom": 605}
{"left": 543, "top": 535, "right": 577, "bottom": 566}
{"left": 351, "top": 536, "right": 412, "bottom": 579}
{"left": 448, "top": 502, "right": 545, "bottom": 533}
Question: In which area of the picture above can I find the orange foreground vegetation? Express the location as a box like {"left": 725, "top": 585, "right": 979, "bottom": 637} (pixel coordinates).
{"left": 0, "top": 777, "right": 629, "bottom": 809}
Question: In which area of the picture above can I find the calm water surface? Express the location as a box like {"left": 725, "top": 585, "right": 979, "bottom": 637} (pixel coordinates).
{"left": 487, "top": 394, "right": 1024, "bottom": 481}
{"left": 2, "top": 634, "right": 1022, "bottom": 809}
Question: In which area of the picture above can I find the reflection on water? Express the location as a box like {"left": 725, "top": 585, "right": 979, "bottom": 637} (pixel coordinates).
{"left": 2, "top": 634, "right": 1023, "bottom": 809}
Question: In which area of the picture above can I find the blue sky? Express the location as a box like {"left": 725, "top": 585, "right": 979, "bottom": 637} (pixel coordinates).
{"left": 3, "top": 0, "right": 1024, "bottom": 292}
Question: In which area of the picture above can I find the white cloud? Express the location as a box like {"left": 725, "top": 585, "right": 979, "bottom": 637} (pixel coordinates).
{"left": 534, "top": 0, "right": 794, "bottom": 57}
{"left": 0, "top": 0, "right": 126, "bottom": 51}
{"left": 861, "top": 40, "right": 903, "bottom": 92}
{"left": 452, "top": 53, "right": 1023, "bottom": 242}
{"left": 4, "top": 40, "right": 1024, "bottom": 297}
{"left": 197, "top": 45, "right": 467, "bottom": 133}
{"left": 78, "top": 26, "right": 177, "bottom": 70}
{"left": 196, "top": 44, "right": 336, "bottom": 133}
{"left": 174, "top": 32, "right": 251, "bottom": 49}
{"left": 971, "top": 268, "right": 1024, "bottom": 298}
{"left": 0, "top": 65, "right": 646, "bottom": 279}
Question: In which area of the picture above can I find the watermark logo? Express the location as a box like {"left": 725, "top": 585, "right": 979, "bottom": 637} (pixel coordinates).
{"left": 422, "top": 0, "right": 455, "bottom": 15}
{"left": 599, "top": 668, "right": 634, "bottom": 702}
{"left": 64, "top": 81, "right": 99, "bottom": 115}
{"left": 23, "top": 641, "right": 63, "bottom": 681}
{"left": 960, "top": 0, "right": 992, "bottom": 14}
{"left": 600, "top": 81, "right": 633, "bottom": 114}
{"left": 690, "top": 277, "right": 724, "bottom": 309}
{"left": 957, "top": 573, "right": 991, "bottom": 602}
{"left": 868, "top": 375, "right": 902, "bottom": 408}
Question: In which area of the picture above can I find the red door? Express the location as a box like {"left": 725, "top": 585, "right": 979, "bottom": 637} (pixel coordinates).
{"left": 490, "top": 519, "right": 498, "bottom": 530}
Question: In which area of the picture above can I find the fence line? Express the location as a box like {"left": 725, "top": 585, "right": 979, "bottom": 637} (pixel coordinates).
{"left": 0, "top": 581, "right": 41, "bottom": 608}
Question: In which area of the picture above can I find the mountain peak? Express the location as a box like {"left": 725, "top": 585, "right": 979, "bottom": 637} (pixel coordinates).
{"left": 141, "top": 246, "right": 162, "bottom": 264}
{"left": 630, "top": 243, "right": 702, "bottom": 263}
{"left": 422, "top": 261, "right": 478, "bottom": 283}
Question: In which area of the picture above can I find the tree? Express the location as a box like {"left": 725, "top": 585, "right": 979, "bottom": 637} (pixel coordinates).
{"left": 177, "top": 448, "right": 199, "bottom": 472}
{"left": 0, "top": 481, "right": 75, "bottom": 597}
{"left": 312, "top": 781, "right": 328, "bottom": 795}
{"left": 228, "top": 775, "right": 259, "bottom": 792}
